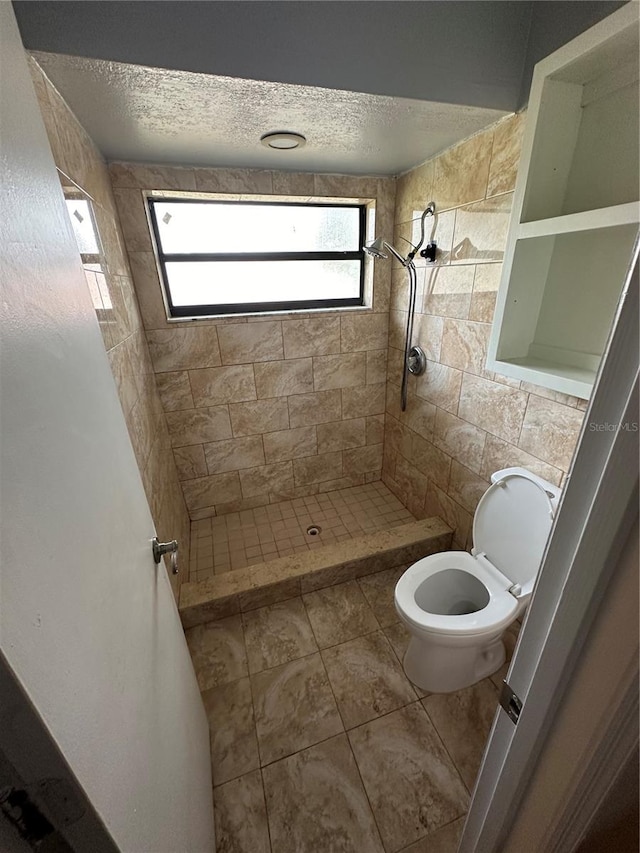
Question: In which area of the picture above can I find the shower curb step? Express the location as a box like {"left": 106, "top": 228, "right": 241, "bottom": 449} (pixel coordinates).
{"left": 178, "top": 517, "right": 452, "bottom": 629}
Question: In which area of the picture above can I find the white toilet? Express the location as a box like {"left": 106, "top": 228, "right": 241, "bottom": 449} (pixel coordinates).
{"left": 394, "top": 467, "right": 561, "bottom": 693}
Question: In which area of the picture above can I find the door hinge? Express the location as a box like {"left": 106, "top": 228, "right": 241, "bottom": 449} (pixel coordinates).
{"left": 500, "top": 680, "right": 523, "bottom": 725}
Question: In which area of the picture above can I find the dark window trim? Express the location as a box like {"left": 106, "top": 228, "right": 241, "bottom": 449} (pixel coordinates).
{"left": 147, "top": 197, "right": 366, "bottom": 318}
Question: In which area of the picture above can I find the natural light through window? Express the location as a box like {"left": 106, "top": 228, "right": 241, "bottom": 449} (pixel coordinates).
{"left": 148, "top": 199, "right": 365, "bottom": 317}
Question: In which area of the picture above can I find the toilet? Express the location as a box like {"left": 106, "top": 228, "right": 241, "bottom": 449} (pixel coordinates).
{"left": 394, "top": 467, "right": 561, "bottom": 693}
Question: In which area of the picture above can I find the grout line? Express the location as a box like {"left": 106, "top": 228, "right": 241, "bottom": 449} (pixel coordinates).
{"left": 344, "top": 730, "right": 387, "bottom": 851}
{"left": 421, "top": 701, "right": 474, "bottom": 798}
{"left": 258, "top": 767, "right": 274, "bottom": 853}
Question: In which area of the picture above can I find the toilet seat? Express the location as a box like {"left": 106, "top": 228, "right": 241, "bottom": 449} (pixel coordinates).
{"left": 395, "top": 551, "right": 518, "bottom": 637}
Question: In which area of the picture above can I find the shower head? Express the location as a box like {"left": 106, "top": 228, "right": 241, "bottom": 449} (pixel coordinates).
{"left": 363, "top": 237, "right": 407, "bottom": 265}
{"left": 363, "top": 237, "right": 388, "bottom": 259}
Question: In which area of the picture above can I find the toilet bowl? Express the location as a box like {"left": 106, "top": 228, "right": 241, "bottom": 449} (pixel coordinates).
{"left": 395, "top": 467, "right": 561, "bottom": 693}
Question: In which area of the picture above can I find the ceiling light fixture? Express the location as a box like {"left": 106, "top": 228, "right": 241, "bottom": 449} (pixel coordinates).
{"left": 260, "top": 131, "right": 307, "bottom": 150}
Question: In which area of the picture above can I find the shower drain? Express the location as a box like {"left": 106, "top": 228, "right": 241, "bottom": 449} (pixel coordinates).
{"left": 306, "top": 525, "right": 322, "bottom": 537}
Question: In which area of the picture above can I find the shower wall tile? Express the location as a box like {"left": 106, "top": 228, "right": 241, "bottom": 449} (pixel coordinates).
{"left": 204, "top": 436, "right": 266, "bottom": 475}
{"left": 240, "top": 462, "right": 295, "bottom": 498}
{"left": 440, "top": 318, "right": 492, "bottom": 378}
{"left": 423, "top": 264, "right": 474, "bottom": 319}
{"left": 341, "top": 384, "right": 386, "bottom": 419}
{"left": 174, "top": 445, "right": 209, "bottom": 481}
{"left": 166, "top": 406, "right": 233, "bottom": 447}
{"left": 458, "top": 374, "right": 527, "bottom": 444}
{"left": 340, "top": 313, "right": 389, "bottom": 352}
{"left": 479, "top": 434, "right": 563, "bottom": 487}
{"left": 32, "top": 60, "right": 189, "bottom": 600}
{"left": 487, "top": 113, "right": 526, "bottom": 198}
{"left": 518, "top": 395, "right": 584, "bottom": 471}
{"left": 384, "top": 115, "right": 585, "bottom": 529}
{"left": 263, "top": 426, "right": 317, "bottom": 464}
{"left": 147, "top": 327, "right": 222, "bottom": 372}
{"left": 342, "top": 444, "right": 384, "bottom": 477}
{"left": 312, "top": 353, "right": 365, "bottom": 391}
{"left": 448, "top": 461, "right": 491, "bottom": 515}
{"left": 271, "top": 171, "right": 315, "bottom": 195}
{"left": 433, "top": 131, "right": 494, "bottom": 212}
{"left": 395, "top": 160, "right": 434, "bottom": 225}
{"left": 316, "top": 418, "right": 366, "bottom": 453}
{"left": 254, "top": 359, "right": 313, "bottom": 399}
{"left": 415, "top": 361, "right": 463, "bottom": 415}
{"left": 189, "top": 365, "right": 257, "bottom": 407}
{"left": 229, "top": 398, "right": 289, "bottom": 437}
{"left": 217, "top": 321, "right": 284, "bottom": 364}
{"left": 451, "top": 194, "right": 512, "bottom": 265}
{"left": 413, "top": 313, "right": 444, "bottom": 363}
{"left": 282, "top": 317, "right": 342, "bottom": 359}
{"left": 155, "top": 371, "right": 195, "bottom": 411}
{"left": 433, "top": 409, "right": 487, "bottom": 475}
{"left": 194, "top": 167, "right": 274, "bottom": 194}
{"left": 366, "top": 349, "right": 388, "bottom": 385}
{"left": 288, "top": 390, "right": 342, "bottom": 428}
{"left": 183, "top": 472, "right": 243, "bottom": 510}
{"left": 109, "top": 161, "right": 197, "bottom": 191}
{"left": 293, "top": 452, "right": 343, "bottom": 486}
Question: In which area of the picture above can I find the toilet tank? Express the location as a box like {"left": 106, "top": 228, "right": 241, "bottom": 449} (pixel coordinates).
{"left": 491, "top": 467, "right": 562, "bottom": 516}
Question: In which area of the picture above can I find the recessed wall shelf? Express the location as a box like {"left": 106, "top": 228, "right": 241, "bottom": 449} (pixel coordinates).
{"left": 487, "top": 4, "right": 640, "bottom": 400}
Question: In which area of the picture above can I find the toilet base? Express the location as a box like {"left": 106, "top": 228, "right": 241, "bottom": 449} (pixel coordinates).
{"left": 403, "top": 634, "right": 506, "bottom": 693}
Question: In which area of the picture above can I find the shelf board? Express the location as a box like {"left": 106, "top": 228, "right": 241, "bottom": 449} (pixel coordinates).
{"left": 492, "top": 356, "right": 595, "bottom": 399}
{"left": 518, "top": 202, "right": 639, "bottom": 240}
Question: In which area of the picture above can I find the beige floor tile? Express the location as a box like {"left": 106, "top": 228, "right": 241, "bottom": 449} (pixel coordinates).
{"left": 213, "top": 769, "right": 270, "bottom": 853}
{"left": 185, "top": 615, "right": 248, "bottom": 691}
{"left": 202, "top": 677, "right": 260, "bottom": 787}
{"left": 242, "top": 597, "right": 318, "bottom": 673}
{"left": 302, "top": 580, "right": 379, "bottom": 648}
{"left": 251, "top": 652, "right": 343, "bottom": 765}
{"left": 262, "top": 733, "right": 384, "bottom": 853}
{"left": 322, "top": 631, "right": 417, "bottom": 729}
{"left": 399, "top": 817, "right": 466, "bottom": 852}
{"left": 348, "top": 703, "right": 469, "bottom": 852}
{"left": 358, "top": 566, "right": 407, "bottom": 627}
{"left": 422, "top": 679, "right": 499, "bottom": 791}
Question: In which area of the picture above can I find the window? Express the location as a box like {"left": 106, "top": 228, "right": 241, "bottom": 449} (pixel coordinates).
{"left": 147, "top": 198, "right": 366, "bottom": 317}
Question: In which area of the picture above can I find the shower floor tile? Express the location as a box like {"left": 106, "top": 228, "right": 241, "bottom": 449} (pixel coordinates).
{"left": 185, "top": 568, "right": 518, "bottom": 853}
{"left": 189, "top": 480, "right": 415, "bottom": 583}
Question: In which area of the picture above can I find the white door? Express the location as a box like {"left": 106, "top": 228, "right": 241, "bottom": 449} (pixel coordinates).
{"left": 459, "top": 242, "right": 639, "bottom": 851}
{"left": 0, "top": 7, "right": 215, "bottom": 852}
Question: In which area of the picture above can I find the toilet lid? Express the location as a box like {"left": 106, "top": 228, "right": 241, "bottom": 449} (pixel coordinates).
{"left": 473, "top": 473, "right": 554, "bottom": 594}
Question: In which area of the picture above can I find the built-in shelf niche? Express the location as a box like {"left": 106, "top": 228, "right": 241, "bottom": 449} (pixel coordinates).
{"left": 488, "top": 4, "right": 640, "bottom": 400}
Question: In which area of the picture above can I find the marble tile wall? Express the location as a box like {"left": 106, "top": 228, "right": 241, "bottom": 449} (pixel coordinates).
{"left": 109, "top": 162, "right": 396, "bottom": 520}
{"left": 30, "top": 58, "right": 190, "bottom": 599}
{"left": 384, "top": 114, "right": 588, "bottom": 547}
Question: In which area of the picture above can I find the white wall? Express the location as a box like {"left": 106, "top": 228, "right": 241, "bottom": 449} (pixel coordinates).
{"left": 0, "top": 6, "right": 214, "bottom": 851}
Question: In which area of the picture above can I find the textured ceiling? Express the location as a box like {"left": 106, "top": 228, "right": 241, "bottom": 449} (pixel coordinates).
{"left": 33, "top": 52, "right": 507, "bottom": 176}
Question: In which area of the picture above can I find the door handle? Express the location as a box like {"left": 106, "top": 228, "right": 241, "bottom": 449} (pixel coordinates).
{"left": 152, "top": 538, "right": 179, "bottom": 575}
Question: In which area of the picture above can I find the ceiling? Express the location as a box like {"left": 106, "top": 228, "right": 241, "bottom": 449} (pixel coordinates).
{"left": 33, "top": 52, "right": 507, "bottom": 176}
{"left": 18, "top": 1, "right": 626, "bottom": 177}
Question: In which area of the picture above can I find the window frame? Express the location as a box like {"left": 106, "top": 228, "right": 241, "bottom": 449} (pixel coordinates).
{"left": 147, "top": 197, "right": 367, "bottom": 318}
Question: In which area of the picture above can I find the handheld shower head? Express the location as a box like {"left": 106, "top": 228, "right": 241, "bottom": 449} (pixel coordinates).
{"left": 363, "top": 237, "right": 388, "bottom": 259}
{"left": 363, "top": 237, "right": 407, "bottom": 265}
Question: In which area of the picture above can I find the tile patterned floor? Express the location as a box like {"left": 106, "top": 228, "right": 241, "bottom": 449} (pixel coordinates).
{"left": 186, "top": 568, "right": 521, "bottom": 853}
{"left": 189, "top": 481, "right": 415, "bottom": 582}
